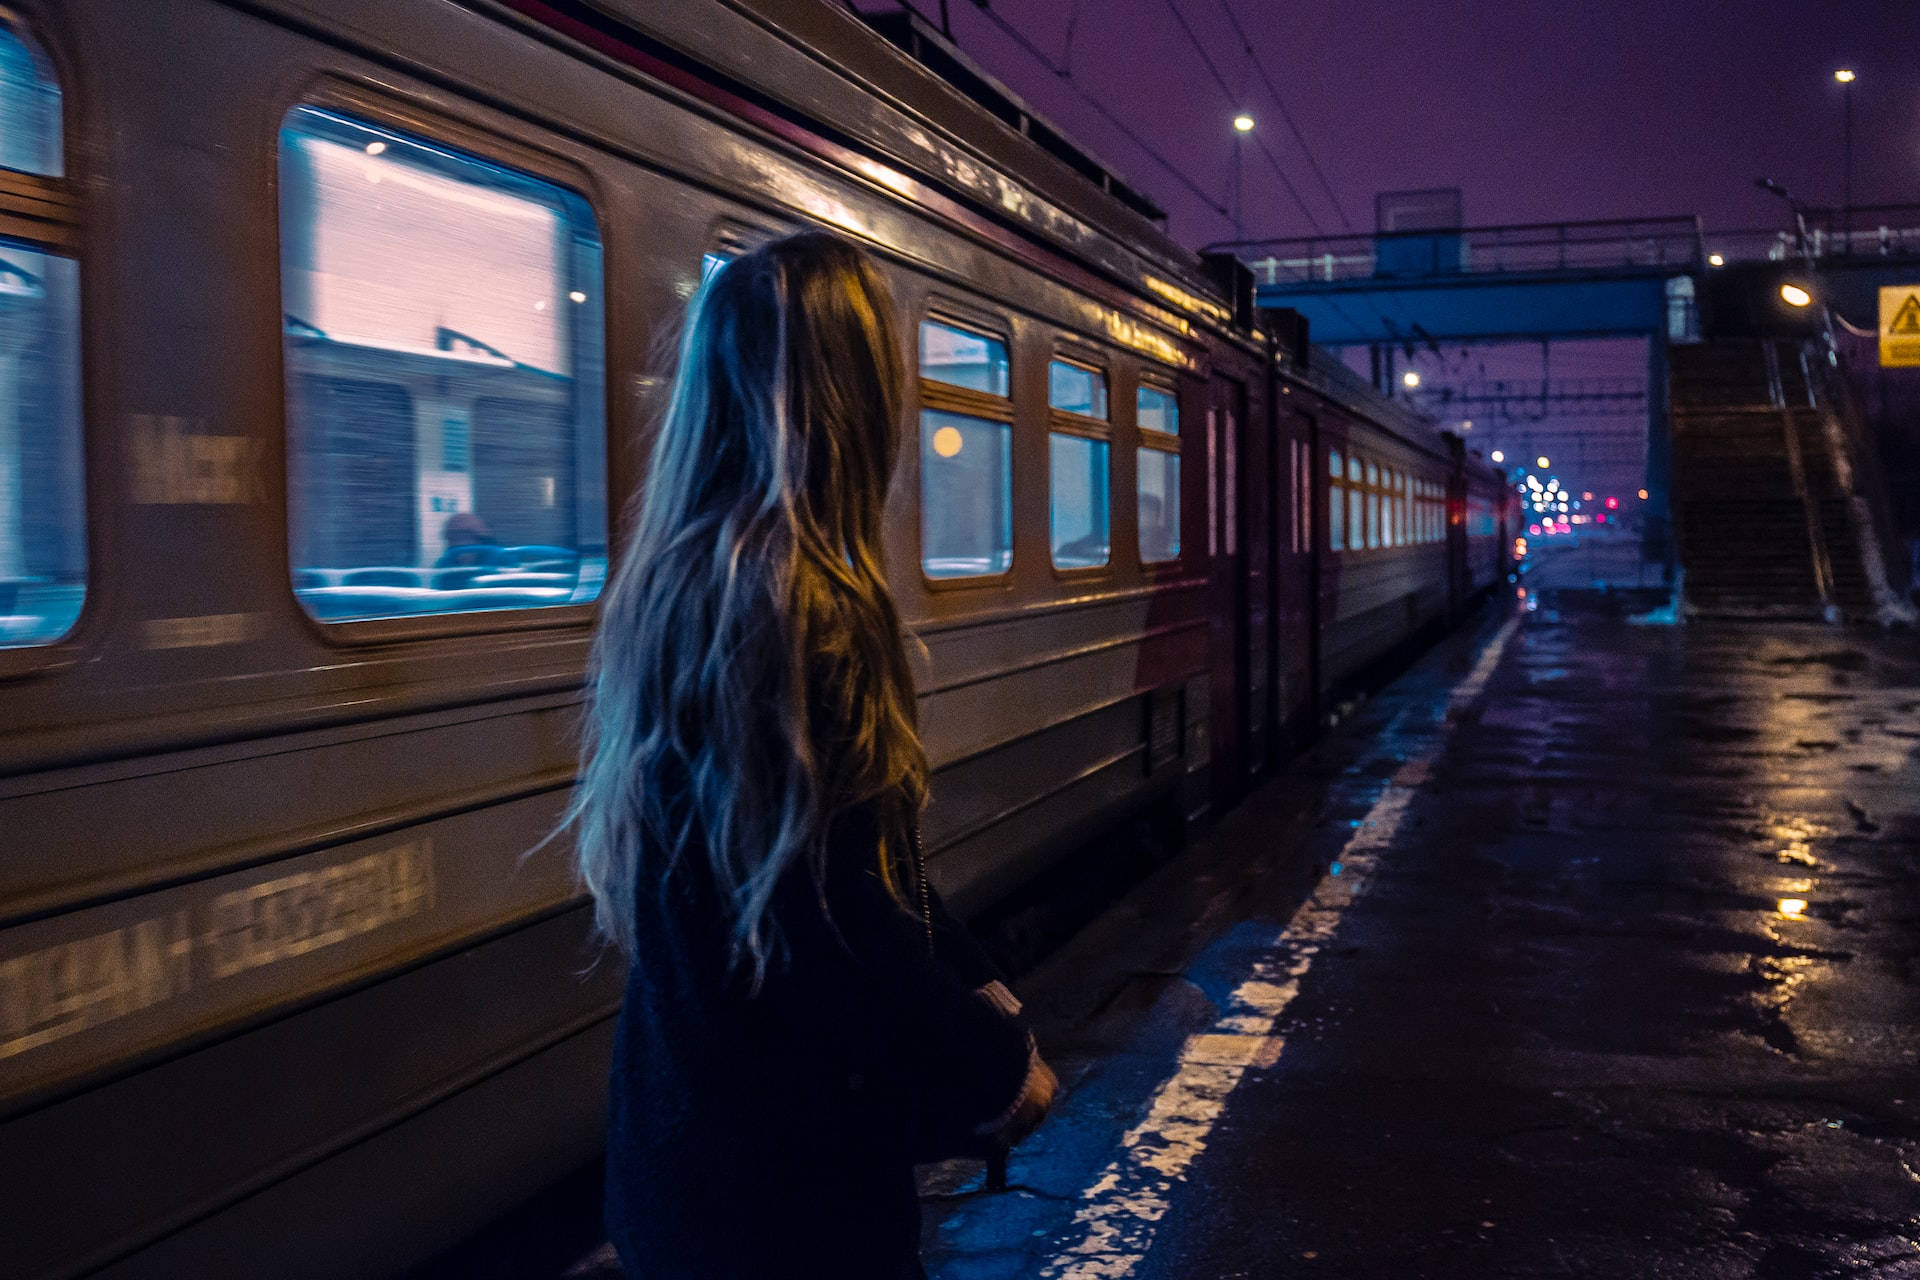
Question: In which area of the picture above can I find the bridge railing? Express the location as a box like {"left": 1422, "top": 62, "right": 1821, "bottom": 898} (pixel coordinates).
{"left": 1214, "top": 216, "right": 1706, "bottom": 287}
{"left": 1707, "top": 203, "right": 1920, "bottom": 264}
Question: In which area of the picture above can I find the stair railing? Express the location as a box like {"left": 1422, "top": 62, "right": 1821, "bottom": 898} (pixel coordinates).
{"left": 1799, "top": 344, "right": 1919, "bottom": 622}
{"left": 1764, "top": 341, "right": 1838, "bottom": 620}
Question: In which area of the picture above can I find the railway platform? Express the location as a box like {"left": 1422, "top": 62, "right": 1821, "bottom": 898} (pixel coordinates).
{"left": 901, "top": 589, "right": 1920, "bottom": 1279}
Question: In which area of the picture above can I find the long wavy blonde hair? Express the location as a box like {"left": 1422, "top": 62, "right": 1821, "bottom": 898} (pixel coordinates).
{"left": 570, "top": 232, "right": 928, "bottom": 981}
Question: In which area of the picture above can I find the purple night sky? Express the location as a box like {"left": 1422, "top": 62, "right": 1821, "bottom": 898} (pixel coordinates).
{"left": 888, "top": 0, "right": 1920, "bottom": 250}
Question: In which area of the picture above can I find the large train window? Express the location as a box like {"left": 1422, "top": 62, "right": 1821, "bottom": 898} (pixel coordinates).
{"left": 278, "top": 107, "right": 607, "bottom": 624}
{"left": 1327, "top": 450, "right": 1345, "bottom": 552}
{"left": 919, "top": 317, "right": 1011, "bottom": 579}
{"left": 0, "top": 22, "right": 83, "bottom": 651}
{"left": 1048, "top": 357, "right": 1109, "bottom": 570}
{"left": 1136, "top": 382, "right": 1179, "bottom": 563}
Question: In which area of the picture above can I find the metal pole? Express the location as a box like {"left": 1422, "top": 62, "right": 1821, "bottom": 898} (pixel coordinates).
{"left": 1842, "top": 83, "right": 1853, "bottom": 254}
{"left": 1232, "top": 136, "right": 1244, "bottom": 242}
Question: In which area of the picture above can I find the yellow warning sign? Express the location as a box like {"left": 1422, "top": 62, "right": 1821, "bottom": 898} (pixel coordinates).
{"left": 1882, "top": 286, "right": 1920, "bottom": 367}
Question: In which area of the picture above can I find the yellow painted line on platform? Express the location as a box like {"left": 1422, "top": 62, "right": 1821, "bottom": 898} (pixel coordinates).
{"left": 1039, "top": 615, "right": 1520, "bottom": 1280}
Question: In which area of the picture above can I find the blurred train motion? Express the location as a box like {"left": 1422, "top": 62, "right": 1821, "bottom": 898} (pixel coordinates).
{"left": 0, "top": 1, "right": 1513, "bottom": 1276}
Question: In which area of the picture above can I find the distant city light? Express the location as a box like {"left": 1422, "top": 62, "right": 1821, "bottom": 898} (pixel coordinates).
{"left": 932, "top": 425, "right": 964, "bottom": 458}
{"left": 1233, "top": 113, "right": 1256, "bottom": 132}
{"left": 1638, "top": 488, "right": 1649, "bottom": 500}
{"left": 1605, "top": 496, "right": 1619, "bottom": 510}
{"left": 1834, "top": 68, "right": 1856, "bottom": 84}
{"left": 1781, "top": 283, "right": 1813, "bottom": 308}
{"left": 1537, "top": 455, "right": 1550, "bottom": 468}
{"left": 1708, "top": 253, "right": 1725, "bottom": 267}
{"left": 364, "top": 140, "right": 388, "bottom": 156}
{"left": 568, "top": 290, "right": 588, "bottom": 303}
{"left": 1402, "top": 370, "right": 1422, "bottom": 389}
{"left": 1491, "top": 450, "right": 1505, "bottom": 463}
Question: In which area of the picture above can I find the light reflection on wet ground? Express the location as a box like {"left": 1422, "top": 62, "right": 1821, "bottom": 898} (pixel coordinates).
{"left": 924, "top": 591, "right": 1920, "bottom": 1279}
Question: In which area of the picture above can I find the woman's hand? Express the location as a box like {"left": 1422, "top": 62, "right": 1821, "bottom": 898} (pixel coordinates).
{"left": 986, "top": 1052, "right": 1057, "bottom": 1150}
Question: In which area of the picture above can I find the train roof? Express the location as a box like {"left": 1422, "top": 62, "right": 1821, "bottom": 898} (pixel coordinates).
{"left": 573, "top": 0, "right": 1235, "bottom": 331}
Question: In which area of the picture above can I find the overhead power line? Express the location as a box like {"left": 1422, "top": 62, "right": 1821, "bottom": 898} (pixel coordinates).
{"left": 1151, "top": 0, "right": 1324, "bottom": 235}
{"left": 1213, "top": 0, "right": 1356, "bottom": 232}
{"left": 919, "top": 0, "right": 1233, "bottom": 220}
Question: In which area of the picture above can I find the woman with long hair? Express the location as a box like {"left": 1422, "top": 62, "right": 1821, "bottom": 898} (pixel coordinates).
{"left": 571, "top": 231, "right": 1055, "bottom": 1278}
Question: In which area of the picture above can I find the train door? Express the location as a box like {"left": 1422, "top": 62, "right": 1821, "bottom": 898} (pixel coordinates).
{"left": 1274, "top": 403, "right": 1317, "bottom": 751}
{"left": 1206, "top": 372, "right": 1251, "bottom": 802}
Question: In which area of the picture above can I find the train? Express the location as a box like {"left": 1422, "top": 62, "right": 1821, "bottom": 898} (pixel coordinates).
{"left": 0, "top": 1, "right": 1514, "bottom": 1276}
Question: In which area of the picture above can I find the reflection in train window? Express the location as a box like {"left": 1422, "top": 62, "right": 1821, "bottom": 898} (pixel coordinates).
{"left": 0, "top": 243, "right": 84, "bottom": 648}
{"left": 1049, "top": 359, "right": 1107, "bottom": 419}
{"left": 1137, "top": 384, "right": 1177, "bottom": 436}
{"left": 701, "top": 251, "right": 729, "bottom": 285}
{"left": 0, "top": 23, "right": 61, "bottom": 177}
{"left": 920, "top": 320, "right": 1009, "bottom": 396}
{"left": 1137, "top": 446, "right": 1180, "bottom": 563}
{"left": 1050, "top": 433, "right": 1109, "bottom": 568}
{"left": 278, "top": 107, "right": 607, "bottom": 623}
{"left": 921, "top": 409, "right": 1011, "bottom": 578}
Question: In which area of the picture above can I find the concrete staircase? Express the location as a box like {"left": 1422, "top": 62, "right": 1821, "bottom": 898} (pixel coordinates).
{"left": 1669, "top": 340, "right": 1877, "bottom": 619}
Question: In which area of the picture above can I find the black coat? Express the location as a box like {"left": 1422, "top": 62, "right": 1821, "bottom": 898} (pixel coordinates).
{"left": 603, "top": 810, "right": 1033, "bottom": 1279}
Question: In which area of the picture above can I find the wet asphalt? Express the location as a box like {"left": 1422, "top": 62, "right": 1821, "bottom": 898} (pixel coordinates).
{"left": 923, "top": 582, "right": 1920, "bottom": 1279}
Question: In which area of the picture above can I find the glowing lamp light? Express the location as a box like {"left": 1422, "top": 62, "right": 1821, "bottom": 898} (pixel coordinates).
{"left": 1638, "top": 488, "right": 1650, "bottom": 500}
{"left": 1595, "top": 513, "right": 1607, "bottom": 524}
{"left": 364, "top": 140, "right": 388, "bottom": 156}
{"left": 1537, "top": 456, "right": 1550, "bottom": 469}
{"left": 1605, "top": 496, "right": 1619, "bottom": 510}
{"left": 1778, "top": 898, "right": 1809, "bottom": 918}
{"left": 568, "top": 290, "right": 588, "bottom": 304}
{"left": 1781, "top": 283, "right": 1813, "bottom": 308}
{"left": 932, "top": 425, "right": 964, "bottom": 458}
{"left": 1834, "top": 68, "right": 1856, "bottom": 84}
{"left": 1708, "top": 253, "right": 1725, "bottom": 267}
{"left": 1491, "top": 450, "right": 1505, "bottom": 463}
{"left": 1233, "top": 113, "right": 1256, "bottom": 133}
{"left": 1402, "top": 370, "right": 1422, "bottom": 389}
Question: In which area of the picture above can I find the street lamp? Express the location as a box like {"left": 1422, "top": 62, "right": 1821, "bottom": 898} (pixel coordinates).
{"left": 1491, "top": 450, "right": 1505, "bottom": 463}
{"left": 1401, "top": 370, "right": 1422, "bottom": 389}
{"left": 1834, "top": 69, "right": 1855, "bottom": 251}
{"left": 1233, "top": 114, "right": 1255, "bottom": 133}
{"left": 1781, "top": 283, "right": 1813, "bottom": 307}
{"left": 1536, "top": 455, "right": 1550, "bottom": 469}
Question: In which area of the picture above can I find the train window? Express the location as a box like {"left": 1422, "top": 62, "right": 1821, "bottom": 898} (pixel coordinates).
{"left": 921, "top": 409, "right": 1011, "bottom": 577}
{"left": 1383, "top": 468, "right": 1396, "bottom": 547}
{"left": 1364, "top": 462, "right": 1380, "bottom": 549}
{"left": 1137, "top": 384, "right": 1177, "bottom": 436}
{"left": 1327, "top": 450, "right": 1345, "bottom": 552}
{"left": 0, "top": 22, "right": 83, "bottom": 652}
{"left": 1050, "top": 359, "right": 1108, "bottom": 419}
{"left": 1049, "top": 433, "right": 1109, "bottom": 568}
{"left": 278, "top": 107, "right": 607, "bottom": 624}
{"left": 920, "top": 319, "right": 1009, "bottom": 396}
{"left": 0, "top": 23, "right": 60, "bottom": 177}
{"left": 1137, "top": 445, "right": 1179, "bottom": 563}
{"left": 1346, "top": 457, "right": 1363, "bottom": 550}
{"left": 0, "top": 241, "right": 83, "bottom": 649}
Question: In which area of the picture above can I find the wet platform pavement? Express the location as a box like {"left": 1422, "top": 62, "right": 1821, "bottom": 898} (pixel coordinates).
{"left": 920, "top": 591, "right": 1920, "bottom": 1279}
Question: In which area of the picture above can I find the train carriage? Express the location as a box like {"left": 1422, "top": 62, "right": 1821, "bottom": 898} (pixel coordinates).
{"left": 0, "top": 2, "right": 1509, "bottom": 1277}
